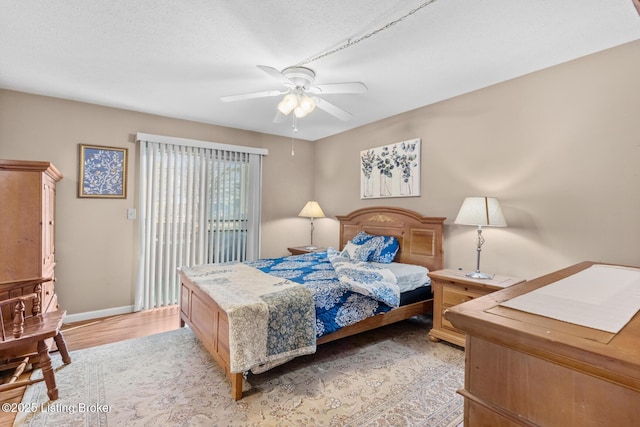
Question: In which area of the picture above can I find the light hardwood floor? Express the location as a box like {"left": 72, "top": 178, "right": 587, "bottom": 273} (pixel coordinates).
{"left": 0, "top": 306, "right": 181, "bottom": 427}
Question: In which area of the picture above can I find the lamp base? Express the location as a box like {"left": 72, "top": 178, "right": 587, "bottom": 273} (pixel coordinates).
{"left": 465, "top": 271, "right": 493, "bottom": 280}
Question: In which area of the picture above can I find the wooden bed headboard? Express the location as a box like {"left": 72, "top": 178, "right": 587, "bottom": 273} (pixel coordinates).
{"left": 336, "top": 207, "right": 445, "bottom": 272}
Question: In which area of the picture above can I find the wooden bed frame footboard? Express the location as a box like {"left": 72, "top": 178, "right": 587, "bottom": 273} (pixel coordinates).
{"left": 179, "top": 207, "right": 445, "bottom": 400}
{"left": 179, "top": 274, "right": 244, "bottom": 400}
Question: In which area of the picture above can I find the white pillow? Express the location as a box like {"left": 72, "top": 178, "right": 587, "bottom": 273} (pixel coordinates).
{"left": 341, "top": 241, "right": 373, "bottom": 262}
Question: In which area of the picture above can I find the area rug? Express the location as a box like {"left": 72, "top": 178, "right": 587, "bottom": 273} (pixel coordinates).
{"left": 15, "top": 317, "right": 464, "bottom": 426}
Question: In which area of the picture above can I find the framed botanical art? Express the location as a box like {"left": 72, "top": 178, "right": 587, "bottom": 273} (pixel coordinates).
{"left": 360, "top": 138, "right": 421, "bottom": 199}
{"left": 78, "top": 144, "right": 128, "bottom": 198}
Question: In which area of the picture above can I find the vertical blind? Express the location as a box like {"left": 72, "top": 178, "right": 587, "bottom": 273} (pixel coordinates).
{"left": 134, "top": 133, "right": 267, "bottom": 311}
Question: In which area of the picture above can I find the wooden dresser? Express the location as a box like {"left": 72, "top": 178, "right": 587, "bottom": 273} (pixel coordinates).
{"left": 0, "top": 160, "right": 62, "bottom": 320}
{"left": 445, "top": 261, "right": 640, "bottom": 426}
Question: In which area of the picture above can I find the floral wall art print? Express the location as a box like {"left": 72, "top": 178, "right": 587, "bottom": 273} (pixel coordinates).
{"left": 360, "top": 138, "right": 420, "bottom": 199}
{"left": 78, "top": 144, "right": 128, "bottom": 198}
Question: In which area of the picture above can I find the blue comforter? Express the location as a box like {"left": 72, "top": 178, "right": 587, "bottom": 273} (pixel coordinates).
{"left": 245, "top": 249, "right": 396, "bottom": 337}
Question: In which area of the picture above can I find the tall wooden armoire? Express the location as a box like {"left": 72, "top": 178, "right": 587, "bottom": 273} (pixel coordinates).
{"left": 0, "top": 159, "right": 62, "bottom": 323}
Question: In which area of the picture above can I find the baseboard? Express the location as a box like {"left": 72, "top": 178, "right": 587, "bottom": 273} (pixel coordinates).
{"left": 64, "top": 305, "right": 135, "bottom": 324}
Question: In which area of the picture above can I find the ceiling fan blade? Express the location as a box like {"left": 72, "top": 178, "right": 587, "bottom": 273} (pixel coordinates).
{"left": 309, "top": 82, "right": 368, "bottom": 95}
{"left": 313, "top": 97, "right": 353, "bottom": 121}
{"left": 257, "top": 65, "right": 294, "bottom": 86}
{"left": 220, "top": 89, "right": 286, "bottom": 102}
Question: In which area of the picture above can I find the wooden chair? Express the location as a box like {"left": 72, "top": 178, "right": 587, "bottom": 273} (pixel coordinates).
{"left": 0, "top": 287, "right": 71, "bottom": 401}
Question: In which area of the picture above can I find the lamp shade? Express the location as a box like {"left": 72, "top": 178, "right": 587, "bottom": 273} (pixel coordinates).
{"left": 454, "top": 197, "right": 507, "bottom": 227}
{"left": 299, "top": 95, "right": 316, "bottom": 114}
{"left": 277, "top": 93, "right": 297, "bottom": 115}
{"left": 298, "top": 201, "right": 325, "bottom": 219}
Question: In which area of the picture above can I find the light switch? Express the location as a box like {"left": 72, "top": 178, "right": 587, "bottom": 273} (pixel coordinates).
{"left": 127, "top": 208, "right": 137, "bottom": 220}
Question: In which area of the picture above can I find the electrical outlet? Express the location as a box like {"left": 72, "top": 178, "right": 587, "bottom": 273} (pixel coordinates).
{"left": 127, "top": 208, "right": 136, "bottom": 220}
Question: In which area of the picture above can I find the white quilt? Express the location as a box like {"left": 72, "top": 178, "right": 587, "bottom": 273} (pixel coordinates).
{"left": 179, "top": 262, "right": 316, "bottom": 373}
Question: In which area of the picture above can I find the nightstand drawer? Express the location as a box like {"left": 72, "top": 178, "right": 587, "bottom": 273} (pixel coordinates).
{"left": 442, "top": 285, "right": 484, "bottom": 307}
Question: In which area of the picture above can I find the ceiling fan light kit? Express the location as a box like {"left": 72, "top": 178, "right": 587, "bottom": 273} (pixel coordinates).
{"left": 277, "top": 91, "right": 316, "bottom": 118}
{"left": 221, "top": 64, "right": 366, "bottom": 122}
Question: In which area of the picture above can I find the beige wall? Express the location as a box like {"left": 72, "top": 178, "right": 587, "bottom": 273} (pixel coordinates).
{"left": 0, "top": 91, "right": 315, "bottom": 316}
{"left": 1, "top": 40, "right": 639, "bottom": 317}
{"left": 313, "top": 40, "right": 640, "bottom": 280}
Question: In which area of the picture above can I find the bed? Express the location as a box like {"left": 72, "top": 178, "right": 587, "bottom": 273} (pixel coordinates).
{"left": 178, "top": 206, "right": 445, "bottom": 400}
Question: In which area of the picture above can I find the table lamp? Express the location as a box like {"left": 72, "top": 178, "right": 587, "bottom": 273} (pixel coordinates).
{"left": 298, "top": 201, "right": 325, "bottom": 249}
{"left": 454, "top": 197, "right": 507, "bottom": 279}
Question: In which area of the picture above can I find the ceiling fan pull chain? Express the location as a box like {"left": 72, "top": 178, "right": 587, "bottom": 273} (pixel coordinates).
{"left": 291, "top": 115, "right": 298, "bottom": 156}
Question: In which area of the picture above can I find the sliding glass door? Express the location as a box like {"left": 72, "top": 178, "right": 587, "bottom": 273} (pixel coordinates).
{"left": 134, "top": 134, "right": 266, "bottom": 310}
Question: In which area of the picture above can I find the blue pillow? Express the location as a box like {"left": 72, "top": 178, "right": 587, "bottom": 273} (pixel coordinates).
{"left": 351, "top": 231, "right": 373, "bottom": 245}
{"left": 351, "top": 231, "right": 399, "bottom": 263}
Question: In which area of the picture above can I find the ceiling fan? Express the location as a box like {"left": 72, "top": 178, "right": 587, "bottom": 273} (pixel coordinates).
{"left": 220, "top": 65, "right": 367, "bottom": 122}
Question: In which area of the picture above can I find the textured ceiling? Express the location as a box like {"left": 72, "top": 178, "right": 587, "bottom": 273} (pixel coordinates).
{"left": 1, "top": 0, "right": 639, "bottom": 141}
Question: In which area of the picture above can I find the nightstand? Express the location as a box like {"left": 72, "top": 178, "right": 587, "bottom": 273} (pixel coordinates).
{"left": 288, "top": 246, "right": 326, "bottom": 255}
{"left": 428, "top": 269, "right": 525, "bottom": 347}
